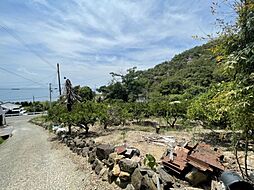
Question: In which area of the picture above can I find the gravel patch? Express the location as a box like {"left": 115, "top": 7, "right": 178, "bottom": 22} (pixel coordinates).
{"left": 0, "top": 116, "right": 119, "bottom": 190}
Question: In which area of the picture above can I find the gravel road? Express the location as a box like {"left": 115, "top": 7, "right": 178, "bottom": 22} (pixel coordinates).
{"left": 0, "top": 116, "right": 119, "bottom": 190}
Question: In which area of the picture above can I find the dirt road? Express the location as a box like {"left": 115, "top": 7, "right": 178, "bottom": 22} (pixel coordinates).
{"left": 0, "top": 116, "right": 117, "bottom": 190}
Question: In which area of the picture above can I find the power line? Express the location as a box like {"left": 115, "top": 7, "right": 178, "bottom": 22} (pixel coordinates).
{"left": 0, "top": 66, "right": 47, "bottom": 87}
{"left": 0, "top": 23, "right": 55, "bottom": 69}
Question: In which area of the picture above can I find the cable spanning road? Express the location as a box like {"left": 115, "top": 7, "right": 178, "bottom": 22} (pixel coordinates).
{"left": 0, "top": 116, "right": 115, "bottom": 190}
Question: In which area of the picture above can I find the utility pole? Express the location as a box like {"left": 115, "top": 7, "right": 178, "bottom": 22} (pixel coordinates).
{"left": 57, "top": 63, "right": 62, "bottom": 96}
{"left": 33, "top": 96, "right": 35, "bottom": 115}
{"left": 49, "top": 83, "right": 52, "bottom": 108}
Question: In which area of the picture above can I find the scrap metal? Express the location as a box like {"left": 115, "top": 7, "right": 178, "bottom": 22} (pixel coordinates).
{"left": 161, "top": 143, "right": 225, "bottom": 175}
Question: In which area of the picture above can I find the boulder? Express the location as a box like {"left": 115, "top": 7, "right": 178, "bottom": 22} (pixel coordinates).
{"left": 82, "top": 147, "right": 90, "bottom": 157}
{"left": 95, "top": 161, "right": 103, "bottom": 175}
{"left": 115, "top": 177, "right": 129, "bottom": 189}
{"left": 125, "top": 184, "right": 135, "bottom": 190}
{"left": 99, "top": 168, "right": 109, "bottom": 181}
{"left": 131, "top": 156, "right": 142, "bottom": 165}
{"left": 108, "top": 152, "right": 125, "bottom": 164}
{"left": 115, "top": 145, "right": 127, "bottom": 155}
{"left": 119, "top": 171, "right": 131, "bottom": 181}
{"left": 102, "top": 158, "right": 114, "bottom": 169}
{"left": 185, "top": 168, "right": 207, "bottom": 186}
{"left": 119, "top": 158, "right": 138, "bottom": 174}
{"left": 157, "top": 167, "right": 175, "bottom": 186}
{"left": 124, "top": 147, "right": 140, "bottom": 158}
{"left": 96, "top": 144, "right": 115, "bottom": 160}
{"left": 139, "top": 167, "right": 155, "bottom": 176}
{"left": 141, "top": 174, "right": 157, "bottom": 190}
{"left": 112, "top": 164, "right": 121, "bottom": 176}
{"left": 88, "top": 150, "right": 96, "bottom": 164}
{"left": 108, "top": 170, "right": 117, "bottom": 184}
{"left": 131, "top": 168, "right": 143, "bottom": 190}
{"left": 92, "top": 159, "right": 99, "bottom": 170}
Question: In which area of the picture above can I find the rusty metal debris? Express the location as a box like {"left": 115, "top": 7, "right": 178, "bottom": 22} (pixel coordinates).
{"left": 161, "top": 143, "right": 225, "bottom": 175}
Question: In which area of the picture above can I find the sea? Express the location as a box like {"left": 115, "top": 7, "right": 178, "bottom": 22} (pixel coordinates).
{"left": 0, "top": 88, "right": 59, "bottom": 103}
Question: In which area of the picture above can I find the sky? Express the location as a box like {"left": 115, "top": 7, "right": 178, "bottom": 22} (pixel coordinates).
{"left": 0, "top": 0, "right": 235, "bottom": 92}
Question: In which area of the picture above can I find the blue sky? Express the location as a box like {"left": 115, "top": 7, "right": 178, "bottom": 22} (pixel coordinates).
{"left": 0, "top": 0, "right": 234, "bottom": 90}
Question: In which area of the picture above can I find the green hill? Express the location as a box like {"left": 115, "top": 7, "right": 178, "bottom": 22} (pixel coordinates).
{"left": 98, "top": 41, "right": 225, "bottom": 101}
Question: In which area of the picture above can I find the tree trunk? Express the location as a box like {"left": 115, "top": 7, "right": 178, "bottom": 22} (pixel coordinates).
{"left": 170, "top": 117, "right": 177, "bottom": 128}
{"left": 85, "top": 124, "right": 89, "bottom": 134}
{"left": 104, "top": 124, "right": 107, "bottom": 130}
{"left": 235, "top": 141, "right": 245, "bottom": 179}
{"left": 68, "top": 124, "right": 71, "bottom": 134}
{"left": 244, "top": 133, "right": 249, "bottom": 178}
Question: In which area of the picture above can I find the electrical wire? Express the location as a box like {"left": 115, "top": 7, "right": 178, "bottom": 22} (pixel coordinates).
{"left": 0, "top": 66, "right": 47, "bottom": 87}
{"left": 0, "top": 23, "right": 55, "bottom": 70}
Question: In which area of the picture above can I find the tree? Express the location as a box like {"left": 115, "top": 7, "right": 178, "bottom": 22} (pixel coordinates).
{"left": 98, "top": 67, "right": 146, "bottom": 102}
{"left": 97, "top": 103, "right": 111, "bottom": 129}
{"left": 71, "top": 101, "right": 98, "bottom": 133}
{"left": 150, "top": 95, "right": 187, "bottom": 128}
{"left": 203, "top": 0, "right": 254, "bottom": 180}
{"left": 73, "top": 85, "right": 95, "bottom": 102}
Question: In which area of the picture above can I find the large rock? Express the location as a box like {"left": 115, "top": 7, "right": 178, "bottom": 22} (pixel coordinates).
{"left": 108, "top": 170, "right": 117, "bottom": 184}
{"left": 141, "top": 174, "right": 157, "bottom": 190}
{"left": 81, "top": 147, "right": 90, "bottom": 157}
{"left": 102, "top": 159, "right": 114, "bottom": 170}
{"left": 92, "top": 159, "right": 99, "bottom": 170}
{"left": 125, "top": 184, "right": 135, "bottom": 190}
{"left": 108, "top": 152, "right": 125, "bottom": 164}
{"left": 119, "top": 158, "right": 138, "bottom": 174}
{"left": 99, "top": 168, "right": 109, "bottom": 181}
{"left": 119, "top": 171, "right": 131, "bottom": 181}
{"left": 95, "top": 161, "right": 103, "bottom": 175}
{"left": 124, "top": 147, "right": 140, "bottom": 158}
{"left": 131, "top": 168, "right": 143, "bottom": 190}
{"left": 185, "top": 168, "right": 207, "bottom": 186}
{"left": 115, "top": 177, "right": 129, "bottom": 189}
{"left": 96, "top": 144, "right": 114, "bottom": 160}
{"left": 131, "top": 156, "right": 142, "bottom": 165}
{"left": 157, "top": 167, "right": 175, "bottom": 186}
{"left": 112, "top": 164, "right": 121, "bottom": 176}
{"left": 88, "top": 150, "right": 96, "bottom": 164}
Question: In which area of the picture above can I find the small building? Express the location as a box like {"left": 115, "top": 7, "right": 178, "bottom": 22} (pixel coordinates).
{"left": 1, "top": 103, "right": 26, "bottom": 116}
{"left": 0, "top": 105, "right": 6, "bottom": 126}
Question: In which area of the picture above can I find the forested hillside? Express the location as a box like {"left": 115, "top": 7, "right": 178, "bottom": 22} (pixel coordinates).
{"left": 98, "top": 41, "right": 225, "bottom": 102}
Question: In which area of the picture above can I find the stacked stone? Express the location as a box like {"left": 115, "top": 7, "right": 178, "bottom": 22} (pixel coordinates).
{"left": 56, "top": 132, "right": 179, "bottom": 190}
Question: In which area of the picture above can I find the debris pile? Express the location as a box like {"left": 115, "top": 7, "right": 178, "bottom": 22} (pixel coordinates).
{"left": 161, "top": 143, "right": 224, "bottom": 186}
{"left": 143, "top": 136, "right": 176, "bottom": 147}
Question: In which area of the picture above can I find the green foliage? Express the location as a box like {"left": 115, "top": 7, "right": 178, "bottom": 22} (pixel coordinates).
{"left": 188, "top": 82, "right": 233, "bottom": 128}
{"left": 73, "top": 85, "right": 95, "bottom": 102}
{"left": 98, "top": 67, "right": 146, "bottom": 102}
{"left": 150, "top": 94, "right": 188, "bottom": 128}
{"left": 143, "top": 154, "right": 158, "bottom": 171}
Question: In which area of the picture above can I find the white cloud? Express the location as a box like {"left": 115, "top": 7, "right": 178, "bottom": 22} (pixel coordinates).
{"left": 0, "top": 0, "right": 219, "bottom": 89}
